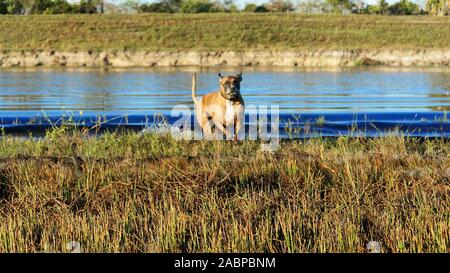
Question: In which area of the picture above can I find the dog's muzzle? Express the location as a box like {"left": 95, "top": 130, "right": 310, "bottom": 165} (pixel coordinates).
{"left": 227, "top": 88, "right": 239, "bottom": 98}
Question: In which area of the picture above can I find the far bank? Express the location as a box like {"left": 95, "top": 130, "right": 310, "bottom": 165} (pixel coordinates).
{"left": 0, "top": 49, "right": 449, "bottom": 67}
{"left": 0, "top": 14, "right": 449, "bottom": 67}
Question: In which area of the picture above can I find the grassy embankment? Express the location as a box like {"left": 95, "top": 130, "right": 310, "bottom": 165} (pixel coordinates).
{"left": 0, "top": 13, "right": 449, "bottom": 51}
{"left": 0, "top": 126, "right": 448, "bottom": 252}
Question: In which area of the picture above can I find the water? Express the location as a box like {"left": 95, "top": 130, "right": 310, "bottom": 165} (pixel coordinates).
{"left": 1, "top": 67, "right": 449, "bottom": 138}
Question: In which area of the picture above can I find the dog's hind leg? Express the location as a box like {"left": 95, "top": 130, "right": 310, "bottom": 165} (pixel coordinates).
{"left": 201, "top": 114, "right": 216, "bottom": 140}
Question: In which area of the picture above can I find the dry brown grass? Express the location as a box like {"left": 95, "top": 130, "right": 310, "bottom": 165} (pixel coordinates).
{"left": 0, "top": 128, "right": 449, "bottom": 252}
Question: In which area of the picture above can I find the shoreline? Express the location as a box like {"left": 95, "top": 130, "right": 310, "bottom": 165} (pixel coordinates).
{"left": 1, "top": 49, "right": 450, "bottom": 68}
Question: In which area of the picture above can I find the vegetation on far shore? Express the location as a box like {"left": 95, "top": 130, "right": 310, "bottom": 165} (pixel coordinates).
{"left": 1, "top": 0, "right": 444, "bottom": 15}
{"left": 0, "top": 13, "right": 449, "bottom": 51}
{"left": 0, "top": 126, "right": 449, "bottom": 252}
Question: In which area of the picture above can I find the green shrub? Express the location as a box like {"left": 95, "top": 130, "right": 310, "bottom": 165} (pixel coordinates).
{"left": 5, "top": 0, "right": 24, "bottom": 14}
{"left": 243, "top": 3, "right": 257, "bottom": 12}
{"left": 0, "top": 0, "right": 7, "bottom": 14}
{"left": 79, "top": 0, "right": 98, "bottom": 14}
{"left": 388, "top": 0, "right": 420, "bottom": 15}
{"left": 140, "top": 0, "right": 182, "bottom": 13}
{"left": 254, "top": 4, "right": 269, "bottom": 12}
{"left": 181, "top": 0, "right": 224, "bottom": 13}
{"left": 324, "top": 0, "right": 355, "bottom": 13}
{"left": 44, "top": 0, "right": 73, "bottom": 14}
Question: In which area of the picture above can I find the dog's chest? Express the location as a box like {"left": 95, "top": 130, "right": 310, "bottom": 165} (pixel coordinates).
{"left": 225, "top": 101, "right": 237, "bottom": 124}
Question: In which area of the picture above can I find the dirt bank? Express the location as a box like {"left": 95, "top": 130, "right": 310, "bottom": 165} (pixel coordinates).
{"left": 1, "top": 49, "right": 449, "bottom": 68}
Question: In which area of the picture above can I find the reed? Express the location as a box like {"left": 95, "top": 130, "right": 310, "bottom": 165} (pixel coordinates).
{"left": 0, "top": 124, "right": 448, "bottom": 252}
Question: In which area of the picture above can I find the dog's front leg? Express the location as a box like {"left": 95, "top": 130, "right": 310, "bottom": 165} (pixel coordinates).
{"left": 212, "top": 120, "right": 231, "bottom": 140}
{"left": 233, "top": 110, "right": 244, "bottom": 143}
{"left": 233, "top": 119, "right": 240, "bottom": 143}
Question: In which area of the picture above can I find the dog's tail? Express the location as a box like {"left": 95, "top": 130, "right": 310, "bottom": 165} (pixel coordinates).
{"left": 191, "top": 73, "right": 199, "bottom": 105}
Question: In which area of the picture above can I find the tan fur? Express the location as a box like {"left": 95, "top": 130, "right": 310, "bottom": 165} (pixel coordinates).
{"left": 192, "top": 73, "right": 245, "bottom": 141}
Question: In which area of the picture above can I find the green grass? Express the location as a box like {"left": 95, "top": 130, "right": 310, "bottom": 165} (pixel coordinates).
{"left": 0, "top": 126, "right": 448, "bottom": 252}
{"left": 0, "top": 13, "right": 449, "bottom": 51}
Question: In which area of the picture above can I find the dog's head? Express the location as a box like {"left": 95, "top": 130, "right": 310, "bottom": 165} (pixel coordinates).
{"left": 218, "top": 72, "right": 242, "bottom": 100}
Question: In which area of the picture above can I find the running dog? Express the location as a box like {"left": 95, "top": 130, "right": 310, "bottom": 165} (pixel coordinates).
{"left": 191, "top": 73, "right": 244, "bottom": 141}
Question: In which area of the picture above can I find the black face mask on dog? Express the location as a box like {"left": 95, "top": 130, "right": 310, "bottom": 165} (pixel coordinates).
{"left": 219, "top": 73, "right": 242, "bottom": 100}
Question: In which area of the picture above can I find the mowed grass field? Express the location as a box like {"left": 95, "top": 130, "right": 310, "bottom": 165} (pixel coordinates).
{"left": 0, "top": 127, "right": 449, "bottom": 252}
{"left": 0, "top": 13, "right": 449, "bottom": 51}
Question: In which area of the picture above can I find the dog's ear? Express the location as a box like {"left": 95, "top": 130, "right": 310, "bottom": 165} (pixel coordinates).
{"left": 218, "top": 73, "right": 224, "bottom": 82}
{"left": 236, "top": 73, "right": 242, "bottom": 82}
